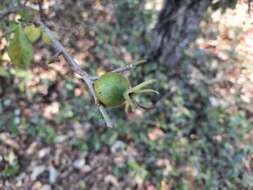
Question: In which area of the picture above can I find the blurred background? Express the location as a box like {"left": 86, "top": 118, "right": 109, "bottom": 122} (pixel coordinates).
{"left": 0, "top": 0, "right": 253, "bottom": 189}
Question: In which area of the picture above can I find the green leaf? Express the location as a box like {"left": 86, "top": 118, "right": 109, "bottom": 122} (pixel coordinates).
{"left": 2, "top": 164, "right": 19, "bottom": 177}
{"left": 0, "top": 66, "right": 10, "bottom": 77}
{"left": 8, "top": 23, "right": 33, "bottom": 68}
{"left": 11, "top": 68, "right": 33, "bottom": 80}
{"left": 24, "top": 25, "right": 41, "bottom": 43}
{"left": 8, "top": 21, "right": 19, "bottom": 33}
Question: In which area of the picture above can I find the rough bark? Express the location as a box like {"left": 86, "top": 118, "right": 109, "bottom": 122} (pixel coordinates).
{"left": 151, "top": 0, "right": 211, "bottom": 66}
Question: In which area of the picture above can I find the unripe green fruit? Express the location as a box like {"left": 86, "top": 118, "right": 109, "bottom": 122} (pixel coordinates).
{"left": 94, "top": 72, "right": 158, "bottom": 112}
{"left": 94, "top": 73, "right": 130, "bottom": 107}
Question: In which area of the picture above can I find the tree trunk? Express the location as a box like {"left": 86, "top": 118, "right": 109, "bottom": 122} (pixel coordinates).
{"left": 151, "top": 0, "right": 211, "bottom": 66}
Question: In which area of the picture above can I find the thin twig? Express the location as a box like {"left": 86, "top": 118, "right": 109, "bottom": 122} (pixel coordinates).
{"left": 89, "top": 59, "right": 148, "bottom": 81}
{"left": 112, "top": 59, "right": 147, "bottom": 73}
{"left": 0, "top": 4, "right": 152, "bottom": 128}
{"left": 38, "top": 20, "right": 113, "bottom": 128}
{"left": 0, "top": 4, "right": 113, "bottom": 127}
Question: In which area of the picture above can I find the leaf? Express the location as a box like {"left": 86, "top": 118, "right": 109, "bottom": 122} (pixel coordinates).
{"left": 24, "top": 25, "right": 41, "bottom": 43}
{"left": 8, "top": 23, "right": 33, "bottom": 68}
{"left": 2, "top": 164, "right": 19, "bottom": 177}
{"left": 8, "top": 21, "right": 19, "bottom": 33}
{"left": 11, "top": 68, "right": 33, "bottom": 80}
{"left": 128, "top": 160, "right": 140, "bottom": 171}
{"left": 0, "top": 66, "right": 10, "bottom": 77}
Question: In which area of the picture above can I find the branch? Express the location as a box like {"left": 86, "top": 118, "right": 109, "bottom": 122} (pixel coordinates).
{"left": 112, "top": 59, "right": 147, "bottom": 73}
{"left": 38, "top": 20, "right": 113, "bottom": 128}
{"left": 0, "top": 3, "right": 151, "bottom": 128}
{"left": 89, "top": 59, "right": 148, "bottom": 81}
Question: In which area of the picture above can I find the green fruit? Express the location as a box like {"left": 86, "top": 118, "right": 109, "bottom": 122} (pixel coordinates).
{"left": 94, "top": 73, "right": 129, "bottom": 107}
{"left": 94, "top": 72, "right": 159, "bottom": 112}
